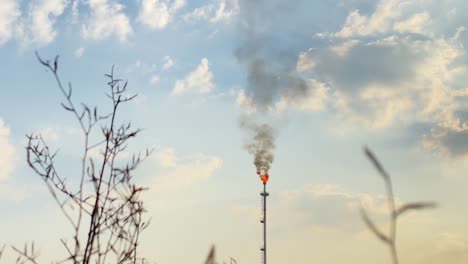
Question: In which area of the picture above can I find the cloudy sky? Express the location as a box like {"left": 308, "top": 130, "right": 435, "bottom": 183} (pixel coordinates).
{"left": 1, "top": 0, "right": 468, "bottom": 263}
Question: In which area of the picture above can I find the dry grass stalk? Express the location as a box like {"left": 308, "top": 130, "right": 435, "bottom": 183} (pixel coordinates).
{"left": 204, "top": 246, "right": 237, "bottom": 264}
{"left": 0, "top": 244, "right": 5, "bottom": 263}
{"left": 361, "top": 147, "right": 436, "bottom": 264}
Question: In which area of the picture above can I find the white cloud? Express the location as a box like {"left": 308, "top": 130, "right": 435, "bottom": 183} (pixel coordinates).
{"left": 150, "top": 74, "right": 160, "bottom": 85}
{"left": 296, "top": 48, "right": 316, "bottom": 72}
{"left": 81, "top": 0, "right": 132, "bottom": 42}
{"left": 16, "top": 0, "right": 67, "bottom": 47}
{"left": 151, "top": 147, "right": 223, "bottom": 191}
{"left": 0, "top": 0, "right": 20, "bottom": 46}
{"left": 301, "top": 4, "right": 468, "bottom": 158}
{"left": 236, "top": 89, "right": 256, "bottom": 112}
{"left": 172, "top": 58, "right": 215, "bottom": 95}
{"left": 137, "top": 0, "right": 185, "bottom": 30}
{"left": 184, "top": 0, "right": 239, "bottom": 24}
{"left": 275, "top": 79, "right": 329, "bottom": 113}
{"left": 162, "top": 55, "right": 174, "bottom": 70}
{"left": 332, "top": 0, "right": 430, "bottom": 38}
{"left": 297, "top": 33, "right": 468, "bottom": 134}
{"left": 0, "top": 118, "right": 15, "bottom": 182}
{"left": 74, "top": 47, "right": 84, "bottom": 58}
{"left": 393, "top": 12, "right": 430, "bottom": 34}
{"left": 330, "top": 39, "right": 360, "bottom": 57}
{"left": 154, "top": 147, "right": 177, "bottom": 168}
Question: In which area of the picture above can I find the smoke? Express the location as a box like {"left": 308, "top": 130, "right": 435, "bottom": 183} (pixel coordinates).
{"left": 240, "top": 117, "right": 275, "bottom": 174}
{"left": 235, "top": 0, "right": 311, "bottom": 110}
{"left": 236, "top": 0, "right": 313, "bottom": 174}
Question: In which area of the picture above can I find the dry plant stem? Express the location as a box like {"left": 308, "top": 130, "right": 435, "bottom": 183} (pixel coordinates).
{"left": 362, "top": 147, "right": 435, "bottom": 264}
{"left": 205, "top": 246, "right": 216, "bottom": 264}
{"left": 0, "top": 244, "right": 5, "bottom": 263}
{"left": 23, "top": 52, "right": 151, "bottom": 264}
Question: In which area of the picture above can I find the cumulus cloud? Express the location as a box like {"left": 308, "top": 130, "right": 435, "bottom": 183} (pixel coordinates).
{"left": 321, "top": 0, "right": 436, "bottom": 39}
{"left": 301, "top": 12, "right": 468, "bottom": 156}
{"left": 150, "top": 147, "right": 223, "bottom": 191}
{"left": 0, "top": 0, "right": 20, "bottom": 46}
{"left": 184, "top": 0, "right": 239, "bottom": 24}
{"left": 137, "top": 0, "right": 185, "bottom": 30}
{"left": 236, "top": 89, "right": 256, "bottom": 112}
{"left": 0, "top": 118, "right": 15, "bottom": 182}
{"left": 16, "top": 0, "right": 67, "bottom": 47}
{"left": 172, "top": 58, "right": 214, "bottom": 95}
{"left": 81, "top": 0, "right": 132, "bottom": 42}
{"left": 233, "top": 0, "right": 468, "bottom": 158}
{"left": 333, "top": 0, "right": 397, "bottom": 37}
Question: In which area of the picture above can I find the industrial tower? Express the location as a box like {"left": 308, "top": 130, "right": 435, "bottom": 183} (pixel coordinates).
{"left": 258, "top": 173, "right": 269, "bottom": 264}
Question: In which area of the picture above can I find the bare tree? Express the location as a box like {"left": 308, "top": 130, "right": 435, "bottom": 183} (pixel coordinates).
{"left": 361, "top": 147, "right": 436, "bottom": 264}
{"left": 19, "top": 52, "right": 151, "bottom": 263}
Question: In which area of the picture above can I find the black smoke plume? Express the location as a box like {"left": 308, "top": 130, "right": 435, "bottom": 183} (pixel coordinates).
{"left": 240, "top": 117, "right": 275, "bottom": 174}
{"left": 236, "top": 0, "right": 312, "bottom": 175}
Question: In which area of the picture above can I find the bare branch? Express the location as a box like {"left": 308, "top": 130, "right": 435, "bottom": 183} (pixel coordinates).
{"left": 26, "top": 53, "right": 151, "bottom": 264}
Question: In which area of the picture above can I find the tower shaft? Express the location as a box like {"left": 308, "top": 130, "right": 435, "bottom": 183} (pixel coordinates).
{"left": 260, "top": 183, "right": 269, "bottom": 264}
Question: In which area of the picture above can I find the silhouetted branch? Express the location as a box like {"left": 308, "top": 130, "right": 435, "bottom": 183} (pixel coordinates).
{"left": 22, "top": 52, "right": 152, "bottom": 263}
{"left": 11, "top": 242, "right": 39, "bottom": 264}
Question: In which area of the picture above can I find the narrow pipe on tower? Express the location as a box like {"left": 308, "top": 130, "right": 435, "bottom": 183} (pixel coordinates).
{"left": 260, "top": 182, "right": 269, "bottom": 264}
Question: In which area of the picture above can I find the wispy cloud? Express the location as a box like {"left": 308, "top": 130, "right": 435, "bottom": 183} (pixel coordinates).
{"left": 0, "top": 118, "right": 15, "bottom": 182}
{"left": 184, "top": 0, "right": 239, "bottom": 24}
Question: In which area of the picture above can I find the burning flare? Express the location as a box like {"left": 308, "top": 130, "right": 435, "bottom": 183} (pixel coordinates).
{"left": 257, "top": 171, "right": 269, "bottom": 184}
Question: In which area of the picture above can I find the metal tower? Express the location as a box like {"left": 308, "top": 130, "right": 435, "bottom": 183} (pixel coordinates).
{"left": 260, "top": 181, "right": 269, "bottom": 264}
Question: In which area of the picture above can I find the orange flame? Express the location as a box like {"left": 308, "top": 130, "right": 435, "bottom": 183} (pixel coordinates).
{"left": 257, "top": 171, "right": 269, "bottom": 183}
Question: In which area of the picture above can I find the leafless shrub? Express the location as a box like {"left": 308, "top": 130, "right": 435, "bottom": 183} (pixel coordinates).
{"left": 361, "top": 147, "right": 436, "bottom": 264}
{"left": 19, "top": 52, "right": 152, "bottom": 263}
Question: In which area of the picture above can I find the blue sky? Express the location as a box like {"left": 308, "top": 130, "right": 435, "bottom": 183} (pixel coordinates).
{"left": 1, "top": 0, "right": 468, "bottom": 263}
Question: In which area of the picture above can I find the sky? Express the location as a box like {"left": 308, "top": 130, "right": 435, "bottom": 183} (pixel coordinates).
{"left": 1, "top": 0, "right": 468, "bottom": 263}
